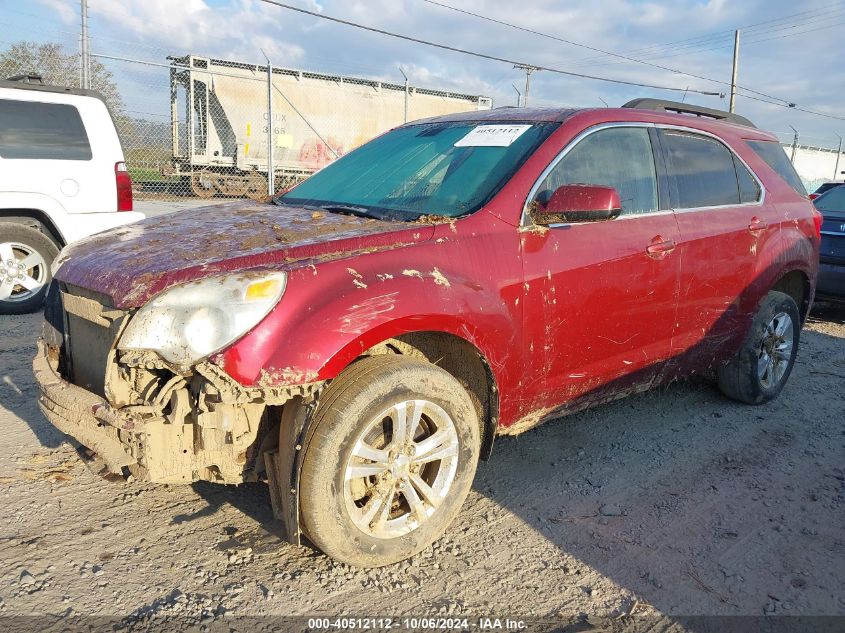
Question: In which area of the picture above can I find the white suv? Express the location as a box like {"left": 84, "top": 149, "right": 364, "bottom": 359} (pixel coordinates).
{"left": 0, "top": 76, "right": 145, "bottom": 314}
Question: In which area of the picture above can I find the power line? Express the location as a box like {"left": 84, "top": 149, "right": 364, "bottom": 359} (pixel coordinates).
{"left": 617, "top": 16, "right": 845, "bottom": 64}
{"left": 567, "top": 4, "right": 845, "bottom": 68}
{"left": 255, "top": 0, "right": 720, "bottom": 95}
{"left": 420, "top": 0, "right": 845, "bottom": 122}
{"left": 570, "top": 2, "right": 845, "bottom": 64}
{"left": 421, "top": 0, "right": 792, "bottom": 105}
{"left": 566, "top": 9, "right": 845, "bottom": 68}
{"left": 639, "top": 15, "right": 845, "bottom": 60}
{"left": 742, "top": 94, "right": 845, "bottom": 123}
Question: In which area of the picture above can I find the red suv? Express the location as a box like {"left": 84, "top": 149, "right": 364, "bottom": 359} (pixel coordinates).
{"left": 35, "top": 99, "right": 820, "bottom": 567}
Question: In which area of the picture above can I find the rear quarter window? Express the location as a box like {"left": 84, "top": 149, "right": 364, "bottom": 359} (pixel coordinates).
{"left": 734, "top": 155, "right": 761, "bottom": 203}
{"left": 0, "top": 99, "right": 92, "bottom": 160}
{"left": 746, "top": 140, "right": 806, "bottom": 196}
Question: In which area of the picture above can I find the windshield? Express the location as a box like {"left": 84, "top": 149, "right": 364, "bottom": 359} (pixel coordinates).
{"left": 276, "top": 121, "right": 558, "bottom": 220}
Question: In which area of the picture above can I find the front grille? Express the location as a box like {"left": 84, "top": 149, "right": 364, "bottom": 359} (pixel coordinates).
{"left": 59, "top": 284, "right": 127, "bottom": 397}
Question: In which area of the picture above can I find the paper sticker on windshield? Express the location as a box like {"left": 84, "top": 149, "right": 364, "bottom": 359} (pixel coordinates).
{"left": 454, "top": 124, "right": 532, "bottom": 147}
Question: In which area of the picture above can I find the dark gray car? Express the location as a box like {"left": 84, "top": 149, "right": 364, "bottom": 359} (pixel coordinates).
{"left": 815, "top": 186, "right": 845, "bottom": 301}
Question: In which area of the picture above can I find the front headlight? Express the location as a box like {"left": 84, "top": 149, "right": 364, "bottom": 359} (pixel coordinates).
{"left": 118, "top": 272, "right": 286, "bottom": 367}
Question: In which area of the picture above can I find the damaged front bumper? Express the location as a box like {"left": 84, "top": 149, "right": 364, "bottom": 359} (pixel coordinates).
{"left": 34, "top": 339, "right": 137, "bottom": 474}
{"left": 33, "top": 338, "right": 322, "bottom": 484}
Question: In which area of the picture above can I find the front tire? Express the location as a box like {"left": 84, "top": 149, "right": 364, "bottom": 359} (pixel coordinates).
{"left": 298, "top": 355, "right": 481, "bottom": 567}
{"left": 717, "top": 290, "right": 800, "bottom": 404}
{"left": 0, "top": 224, "right": 59, "bottom": 315}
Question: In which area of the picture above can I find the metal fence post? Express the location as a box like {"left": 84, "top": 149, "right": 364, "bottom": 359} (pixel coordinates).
{"left": 80, "top": 0, "right": 90, "bottom": 89}
{"left": 834, "top": 134, "right": 842, "bottom": 180}
{"left": 398, "top": 67, "right": 408, "bottom": 123}
{"left": 789, "top": 125, "right": 799, "bottom": 164}
{"left": 266, "top": 56, "right": 275, "bottom": 197}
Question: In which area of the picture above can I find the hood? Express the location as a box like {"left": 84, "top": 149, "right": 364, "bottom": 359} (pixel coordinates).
{"left": 55, "top": 201, "right": 433, "bottom": 308}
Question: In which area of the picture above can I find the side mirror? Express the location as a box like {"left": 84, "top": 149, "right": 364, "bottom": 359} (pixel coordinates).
{"left": 533, "top": 184, "right": 623, "bottom": 225}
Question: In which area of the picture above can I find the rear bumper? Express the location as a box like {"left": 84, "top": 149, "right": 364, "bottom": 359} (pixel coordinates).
{"left": 32, "top": 338, "right": 136, "bottom": 473}
{"left": 817, "top": 262, "right": 845, "bottom": 300}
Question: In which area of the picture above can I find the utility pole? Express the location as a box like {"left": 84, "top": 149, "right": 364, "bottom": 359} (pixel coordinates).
{"left": 514, "top": 64, "right": 537, "bottom": 107}
{"left": 729, "top": 30, "right": 740, "bottom": 113}
{"left": 789, "top": 125, "right": 799, "bottom": 164}
{"left": 398, "top": 67, "right": 409, "bottom": 123}
{"left": 80, "top": 0, "right": 90, "bottom": 89}
{"left": 835, "top": 133, "right": 842, "bottom": 180}
{"left": 512, "top": 84, "right": 521, "bottom": 108}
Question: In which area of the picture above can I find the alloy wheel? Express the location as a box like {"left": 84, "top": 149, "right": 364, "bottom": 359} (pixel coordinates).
{"left": 343, "top": 399, "right": 460, "bottom": 539}
{"left": 757, "top": 311, "right": 794, "bottom": 389}
{"left": 0, "top": 242, "right": 47, "bottom": 303}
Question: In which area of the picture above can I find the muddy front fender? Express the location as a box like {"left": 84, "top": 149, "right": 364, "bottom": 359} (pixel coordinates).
{"left": 214, "top": 251, "right": 520, "bottom": 392}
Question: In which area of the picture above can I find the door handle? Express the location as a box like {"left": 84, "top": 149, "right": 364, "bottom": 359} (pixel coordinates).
{"left": 748, "top": 216, "right": 768, "bottom": 233}
{"left": 646, "top": 236, "right": 676, "bottom": 258}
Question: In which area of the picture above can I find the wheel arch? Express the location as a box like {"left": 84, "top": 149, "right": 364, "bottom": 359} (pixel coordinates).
{"left": 262, "top": 330, "right": 500, "bottom": 547}
{"left": 0, "top": 209, "right": 66, "bottom": 247}
{"left": 360, "top": 330, "right": 500, "bottom": 460}
{"left": 771, "top": 269, "right": 811, "bottom": 323}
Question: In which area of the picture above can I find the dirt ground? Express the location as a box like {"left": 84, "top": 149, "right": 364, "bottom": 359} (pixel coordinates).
{"left": 1, "top": 305, "right": 843, "bottom": 632}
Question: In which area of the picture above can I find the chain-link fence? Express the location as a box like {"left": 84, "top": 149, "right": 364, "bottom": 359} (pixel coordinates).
{"left": 2, "top": 38, "right": 493, "bottom": 203}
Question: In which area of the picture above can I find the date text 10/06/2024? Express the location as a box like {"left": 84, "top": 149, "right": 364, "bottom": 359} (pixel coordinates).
{"left": 306, "top": 617, "right": 528, "bottom": 630}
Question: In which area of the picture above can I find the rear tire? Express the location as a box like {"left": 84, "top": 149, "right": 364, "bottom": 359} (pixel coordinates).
{"left": 298, "top": 355, "right": 480, "bottom": 567}
{"left": 0, "top": 224, "right": 59, "bottom": 315}
{"left": 717, "top": 290, "right": 800, "bottom": 404}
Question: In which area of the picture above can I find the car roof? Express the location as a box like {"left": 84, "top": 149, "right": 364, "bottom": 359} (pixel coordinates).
{"left": 410, "top": 105, "right": 778, "bottom": 141}
{"left": 0, "top": 79, "right": 108, "bottom": 103}
{"left": 412, "top": 107, "right": 580, "bottom": 125}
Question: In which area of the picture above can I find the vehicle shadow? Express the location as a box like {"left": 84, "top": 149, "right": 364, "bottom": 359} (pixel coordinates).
{"left": 809, "top": 299, "right": 845, "bottom": 325}
{"left": 0, "top": 312, "right": 67, "bottom": 449}
{"left": 473, "top": 327, "right": 845, "bottom": 620}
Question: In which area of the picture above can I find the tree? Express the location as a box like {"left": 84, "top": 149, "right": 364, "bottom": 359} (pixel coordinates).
{"left": 0, "top": 41, "right": 124, "bottom": 115}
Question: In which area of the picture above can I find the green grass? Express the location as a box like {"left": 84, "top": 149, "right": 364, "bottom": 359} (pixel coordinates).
{"left": 128, "top": 167, "right": 179, "bottom": 183}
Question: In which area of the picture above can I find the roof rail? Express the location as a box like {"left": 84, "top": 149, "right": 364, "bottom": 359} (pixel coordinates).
{"left": 622, "top": 98, "right": 756, "bottom": 129}
{"left": 5, "top": 73, "right": 44, "bottom": 85}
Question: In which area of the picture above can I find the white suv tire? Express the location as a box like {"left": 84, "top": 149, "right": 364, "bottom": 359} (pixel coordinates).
{"left": 0, "top": 223, "right": 59, "bottom": 314}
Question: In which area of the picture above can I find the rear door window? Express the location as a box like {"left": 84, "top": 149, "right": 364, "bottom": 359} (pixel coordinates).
{"left": 746, "top": 140, "right": 807, "bottom": 196}
{"left": 659, "top": 130, "right": 741, "bottom": 208}
{"left": 0, "top": 99, "right": 92, "bottom": 160}
{"left": 535, "top": 127, "right": 658, "bottom": 216}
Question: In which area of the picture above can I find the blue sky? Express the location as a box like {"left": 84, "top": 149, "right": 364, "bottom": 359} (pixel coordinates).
{"left": 2, "top": 0, "right": 844, "bottom": 145}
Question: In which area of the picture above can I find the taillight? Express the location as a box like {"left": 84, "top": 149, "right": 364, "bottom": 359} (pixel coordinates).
{"left": 811, "top": 207, "right": 823, "bottom": 239}
{"left": 115, "top": 162, "right": 133, "bottom": 211}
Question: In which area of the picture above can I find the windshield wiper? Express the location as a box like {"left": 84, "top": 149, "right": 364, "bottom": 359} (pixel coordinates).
{"left": 320, "top": 205, "right": 384, "bottom": 220}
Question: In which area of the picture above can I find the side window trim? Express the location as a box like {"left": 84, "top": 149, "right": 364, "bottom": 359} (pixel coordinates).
{"left": 648, "top": 126, "right": 673, "bottom": 211}
{"left": 657, "top": 126, "right": 765, "bottom": 212}
{"left": 520, "top": 121, "right": 766, "bottom": 228}
{"left": 520, "top": 122, "right": 664, "bottom": 227}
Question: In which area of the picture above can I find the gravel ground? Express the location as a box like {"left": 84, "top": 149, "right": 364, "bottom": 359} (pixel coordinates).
{"left": 1, "top": 305, "right": 843, "bottom": 631}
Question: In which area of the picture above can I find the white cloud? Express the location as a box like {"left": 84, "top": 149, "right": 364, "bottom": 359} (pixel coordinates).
{"left": 36, "top": 0, "right": 76, "bottom": 23}
{"left": 18, "top": 0, "right": 845, "bottom": 142}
